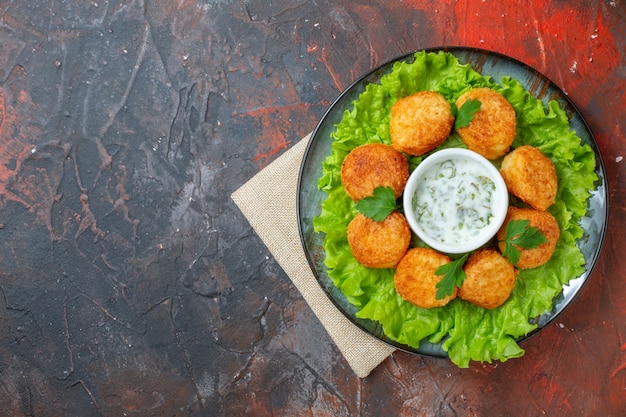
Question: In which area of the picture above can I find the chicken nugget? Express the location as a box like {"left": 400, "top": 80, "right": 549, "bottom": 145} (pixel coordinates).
{"left": 459, "top": 249, "right": 517, "bottom": 309}
{"left": 496, "top": 206, "right": 560, "bottom": 269}
{"left": 455, "top": 88, "right": 516, "bottom": 160}
{"left": 389, "top": 91, "right": 454, "bottom": 156}
{"left": 394, "top": 247, "right": 456, "bottom": 309}
{"left": 341, "top": 143, "right": 409, "bottom": 201}
{"left": 347, "top": 212, "right": 411, "bottom": 269}
{"left": 500, "top": 145, "right": 558, "bottom": 211}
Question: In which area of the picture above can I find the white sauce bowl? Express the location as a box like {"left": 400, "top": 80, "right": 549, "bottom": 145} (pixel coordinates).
{"left": 403, "top": 148, "right": 509, "bottom": 254}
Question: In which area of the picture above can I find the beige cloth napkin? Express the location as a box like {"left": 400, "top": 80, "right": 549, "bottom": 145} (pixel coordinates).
{"left": 231, "top": 134, "right": 395, "bottom": 378}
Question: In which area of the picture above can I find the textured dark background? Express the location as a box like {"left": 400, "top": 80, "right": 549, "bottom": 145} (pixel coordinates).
{"left": 0, "top": 1, "right": 624, "bottom": 416}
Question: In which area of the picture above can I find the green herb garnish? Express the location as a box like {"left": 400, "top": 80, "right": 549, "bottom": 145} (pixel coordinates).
{"left": 452, "top": 99, "right": 482, "bottom": 130}
{"left": 355, "top": 186, "right": 397, "bottom": 221}
{"left": 501, "top": 219, "right": 548, "bottom": 266}
{"left": 435, "top": 253, "right": 469, "bottom": 300}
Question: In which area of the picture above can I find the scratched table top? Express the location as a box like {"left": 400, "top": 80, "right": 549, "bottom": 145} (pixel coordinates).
{"left": 0, "top": 1, "right": 624, "bottom": 416}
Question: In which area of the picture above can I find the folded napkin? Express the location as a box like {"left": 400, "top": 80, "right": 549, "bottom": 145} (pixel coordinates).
{"left": 231, "top": 134, "right": 395, "bottom": 378}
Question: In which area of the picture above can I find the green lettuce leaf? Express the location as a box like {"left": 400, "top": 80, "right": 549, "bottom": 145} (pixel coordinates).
{"left": 313, "top": 51, "right": 597, "bottom": 367}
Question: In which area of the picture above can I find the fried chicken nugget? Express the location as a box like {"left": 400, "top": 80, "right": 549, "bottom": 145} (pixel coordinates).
{"left": 458, "top": 249, "right": 517, "bottom": 309}
{"left": 500, "top": 145, "right": 558, "bottom": 211}
{"left": 496, "top": 207, "right": 560, "bottom": 269}
{"left": 394, "top": 247, "right": 456, "bottom": 309}
{"left": 347, "top": 212, "right": 411, "bottom": 269}
{"left": 455, "top": 88, "right": 517, "bottom": 160}
{"left": 341, "top": 143, "right": 409, "bottom": 201}
{"left": 389, "top": 91, "right": 454, "bottom": 156}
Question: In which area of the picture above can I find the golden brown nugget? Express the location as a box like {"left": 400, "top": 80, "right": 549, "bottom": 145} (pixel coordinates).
{"left": 459, "top": 249, "right": 517, "bottom": 309}
{"left": 496, "top": 206, "right": 560, "bottom": 269}
{"left": 500, "top": 145, "right": 558, "bottom": 211}
{"left": 394, "top": 247, "right": 456, "bottom": 309}
{"left": 389, "top": 91, "right": 454, "bottom": 156}
{"left": 347, "top": 212, "right": 411, "bottom": 269}
{"left": 341, "top": 143, "right": 409, "bottom": 201}
{"left": 455, "top": 88, "right": 517, "bottom": 160}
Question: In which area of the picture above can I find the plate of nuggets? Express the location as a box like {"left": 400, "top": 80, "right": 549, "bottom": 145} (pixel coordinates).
{"left": 297, "top": 47, "right": 607, "bottom": 364}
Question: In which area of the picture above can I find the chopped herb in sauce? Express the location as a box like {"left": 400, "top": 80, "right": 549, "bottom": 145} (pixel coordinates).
{"left": 412, "top": 158, "right": 497, "bottom": 245}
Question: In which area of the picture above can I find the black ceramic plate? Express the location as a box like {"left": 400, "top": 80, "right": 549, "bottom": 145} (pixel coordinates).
{"left": 296, "top": 47, "right": 607, "bottom": 357}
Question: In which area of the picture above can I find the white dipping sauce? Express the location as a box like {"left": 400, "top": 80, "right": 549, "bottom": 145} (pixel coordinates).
{"left": 411, "top": 157, "right": 497, "bottom": 245}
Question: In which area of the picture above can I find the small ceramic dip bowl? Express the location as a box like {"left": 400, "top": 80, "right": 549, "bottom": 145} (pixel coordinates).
{"left": 403, "top": 148, "right": 509, "bottom": 254}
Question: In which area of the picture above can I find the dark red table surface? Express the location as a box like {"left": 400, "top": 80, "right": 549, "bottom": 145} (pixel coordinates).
{"left": 0, "top": 1, "right": 624, "bottom": 416}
